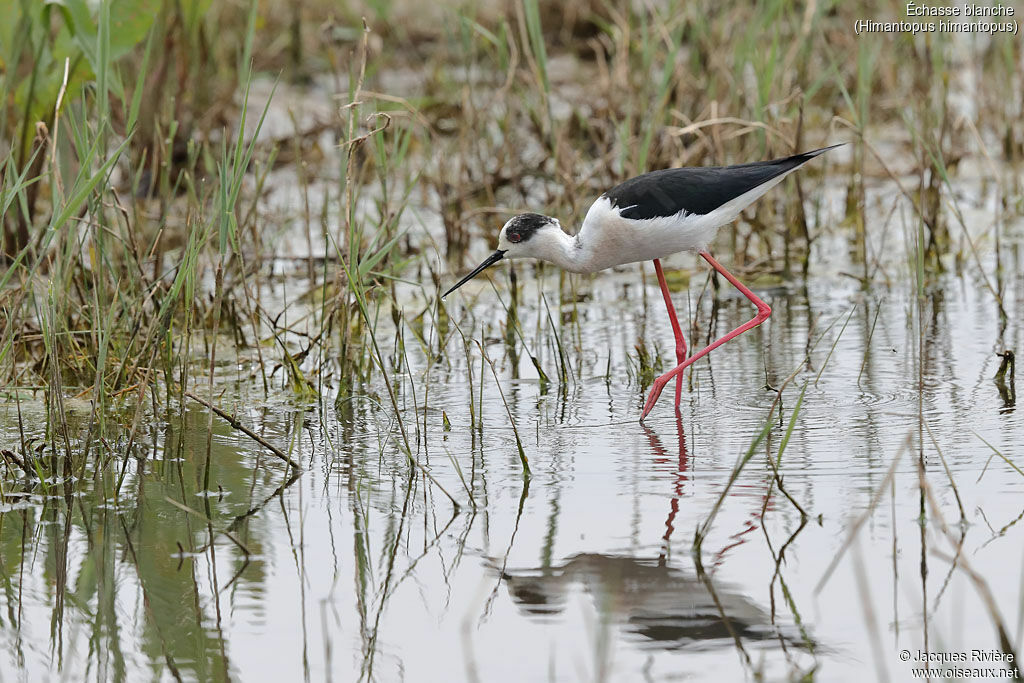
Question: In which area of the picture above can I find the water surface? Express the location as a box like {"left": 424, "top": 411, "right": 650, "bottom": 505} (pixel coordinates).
{"left": 2, "top": 221, "right": 1021, "bottom": 681}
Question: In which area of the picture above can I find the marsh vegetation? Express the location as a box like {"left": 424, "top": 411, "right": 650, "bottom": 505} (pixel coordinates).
{"left": 0, "top": 0, "right": 1021, "bottom": 680}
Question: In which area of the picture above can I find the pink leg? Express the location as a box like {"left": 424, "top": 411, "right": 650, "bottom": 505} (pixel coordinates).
{"left": 652, "top": 259, "right": 687, "bottom": 410}
{"left": 640, "top": 251, "right": 772, "bottom": 421}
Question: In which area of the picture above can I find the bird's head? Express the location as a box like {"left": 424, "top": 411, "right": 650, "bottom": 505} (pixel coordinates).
{"left": 497, "top": 213, "right": 561, "bottom": 256}
{"left": 443, "top": 213, "right": 561, "bottom": 297}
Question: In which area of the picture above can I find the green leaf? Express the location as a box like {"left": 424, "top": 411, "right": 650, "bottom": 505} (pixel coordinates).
{"left": 50, "top": 0, "right": 158, "bottom": 61}
{"left": 0, "top": 0, "right": 23, "bottom": 66}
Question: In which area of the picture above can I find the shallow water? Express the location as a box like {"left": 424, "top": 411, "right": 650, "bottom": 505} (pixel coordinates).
{"left": 1, "top": 217, "right": 1021, "bottom": 681}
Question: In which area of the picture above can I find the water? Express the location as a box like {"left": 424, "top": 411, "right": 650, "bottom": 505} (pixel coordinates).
{"left": 1, "top": 219, "right": 1021, "bottom": 682}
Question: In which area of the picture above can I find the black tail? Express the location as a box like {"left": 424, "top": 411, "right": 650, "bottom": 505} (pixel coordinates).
{"left": 793, "top": 142, "right": 845, "bottom": 161}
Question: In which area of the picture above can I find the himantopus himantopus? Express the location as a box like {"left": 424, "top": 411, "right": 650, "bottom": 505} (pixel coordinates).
{"left": 444, "top": 144, "right": 841, "bottom": 420}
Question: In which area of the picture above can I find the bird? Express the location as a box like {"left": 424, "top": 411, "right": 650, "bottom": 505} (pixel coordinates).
{"left": 443, "top": 144, "right": 842, "bottom": 420}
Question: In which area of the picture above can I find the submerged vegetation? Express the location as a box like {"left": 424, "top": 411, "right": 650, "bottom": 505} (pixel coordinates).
{"left": 0, "top": 0, "right": 1021, "bottom": 680}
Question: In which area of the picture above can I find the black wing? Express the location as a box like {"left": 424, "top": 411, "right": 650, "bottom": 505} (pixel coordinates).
{"left": 604, "top": 145, "right": 839, "bottom": 220}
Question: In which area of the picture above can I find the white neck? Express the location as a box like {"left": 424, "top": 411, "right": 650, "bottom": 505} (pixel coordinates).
{"left": 541, "top": 229, "right": 592, "bottom": 273}
{"left": 540, "top": 224, "right": 625, "bottom": 274}
{"left": 508, "top": 225, "right": 600, "bottom": 273}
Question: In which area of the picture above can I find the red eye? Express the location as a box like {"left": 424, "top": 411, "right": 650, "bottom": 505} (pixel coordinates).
{"left": 509, "top": 231, "right": 521, "bottom": 242}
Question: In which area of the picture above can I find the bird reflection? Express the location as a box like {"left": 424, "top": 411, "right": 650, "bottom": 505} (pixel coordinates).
{"left": 497, "top": 412, "right": 813, "bottom": 653}
{"left": 500, "top": 553, "right": 810, "bottom": 651}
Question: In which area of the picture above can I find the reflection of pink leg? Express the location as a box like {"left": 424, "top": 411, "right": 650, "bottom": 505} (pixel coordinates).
{"left": 644, "top": 412, "right": 690, "bottom": 564}
{"left": 652, "top": 259, "right": 687, "bottom": 411}
{"left": 641, "top": 251, "right": 772, "bottom": 421}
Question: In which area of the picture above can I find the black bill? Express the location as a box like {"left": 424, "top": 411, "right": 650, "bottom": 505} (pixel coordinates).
{"left": 442, "top": 249, "right": 506, "bottom": 298}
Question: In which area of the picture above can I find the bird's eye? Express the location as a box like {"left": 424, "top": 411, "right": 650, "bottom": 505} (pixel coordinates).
{"left": 508, "top": 231, "right": 521, "bottom": 243}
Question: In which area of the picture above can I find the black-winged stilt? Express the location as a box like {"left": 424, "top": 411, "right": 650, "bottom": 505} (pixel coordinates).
{"left": 444, "top": 144, "right": 841, "bottom": 420}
